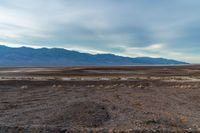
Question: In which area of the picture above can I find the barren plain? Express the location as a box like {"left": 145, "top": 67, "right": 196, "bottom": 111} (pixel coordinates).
{"left": 0, "top": 65, "right": 200, "bottom": 132}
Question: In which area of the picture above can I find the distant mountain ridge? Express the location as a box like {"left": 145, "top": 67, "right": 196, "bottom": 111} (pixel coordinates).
{"left": 0, "top": 45, "right": 188, "bottom": 67}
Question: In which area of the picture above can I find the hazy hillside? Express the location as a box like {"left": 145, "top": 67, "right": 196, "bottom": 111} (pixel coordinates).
{"left": 0, "top": 45, "right": 188, "bottom": 67}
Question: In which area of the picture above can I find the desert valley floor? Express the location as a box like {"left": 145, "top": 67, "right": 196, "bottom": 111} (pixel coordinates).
{"left": 1, "top": 66, "right": 200, "bottom": 132}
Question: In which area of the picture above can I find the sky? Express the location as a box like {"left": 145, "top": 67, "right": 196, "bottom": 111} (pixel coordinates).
{"left": 0, "top": 0, "right": 200, "bottom": 63}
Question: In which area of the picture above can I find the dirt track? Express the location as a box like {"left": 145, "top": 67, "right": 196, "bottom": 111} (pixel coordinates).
{"left": 0, "top": 65, "right": 200, "bottom": 132}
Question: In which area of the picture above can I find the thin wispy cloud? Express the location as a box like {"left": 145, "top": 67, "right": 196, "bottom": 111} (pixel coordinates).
{"left": 0, "top": 0, "right": 199, "bottom": 63}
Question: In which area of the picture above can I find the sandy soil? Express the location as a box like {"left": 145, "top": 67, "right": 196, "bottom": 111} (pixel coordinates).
{"left": 0, "top": 65, "right": 200, "bottom": 132}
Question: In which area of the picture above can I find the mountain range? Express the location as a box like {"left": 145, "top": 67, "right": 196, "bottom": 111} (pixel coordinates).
{"left": 0, "top": 45, "right": 188, "bottom": 67}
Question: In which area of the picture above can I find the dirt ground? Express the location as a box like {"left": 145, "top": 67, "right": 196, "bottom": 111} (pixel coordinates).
{"left": 0, "top": 65, "right": 200, "bottom": 132}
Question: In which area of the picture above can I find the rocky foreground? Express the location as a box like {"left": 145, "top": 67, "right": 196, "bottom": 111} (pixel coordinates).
{"left": 0, "top": 66, "right": 200, "bottom": 132}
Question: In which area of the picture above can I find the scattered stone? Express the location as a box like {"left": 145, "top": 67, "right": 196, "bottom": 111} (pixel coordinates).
{"left": 20, "top": 85, "right": 28, "bottom": 89}
{"left": 48, "top": 101, "right": 111, "bottom": 128}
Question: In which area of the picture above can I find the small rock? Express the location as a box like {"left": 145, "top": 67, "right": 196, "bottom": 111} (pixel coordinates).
{"left": 21, "top": 85, "right": 28, "bottom": 89}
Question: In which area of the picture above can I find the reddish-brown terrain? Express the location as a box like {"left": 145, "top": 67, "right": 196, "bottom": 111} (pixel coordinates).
{"left": 0, "top": 65, "right": 200, "bottom": 132}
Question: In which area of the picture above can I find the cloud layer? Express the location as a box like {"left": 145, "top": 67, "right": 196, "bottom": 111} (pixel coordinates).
{"left": 0, "top": 0, "right": 200, "bottom": 63}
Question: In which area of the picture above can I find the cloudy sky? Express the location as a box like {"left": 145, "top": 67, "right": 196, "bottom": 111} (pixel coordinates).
{"left": 0, "top": 0, "right": 200, "bottom": 63}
